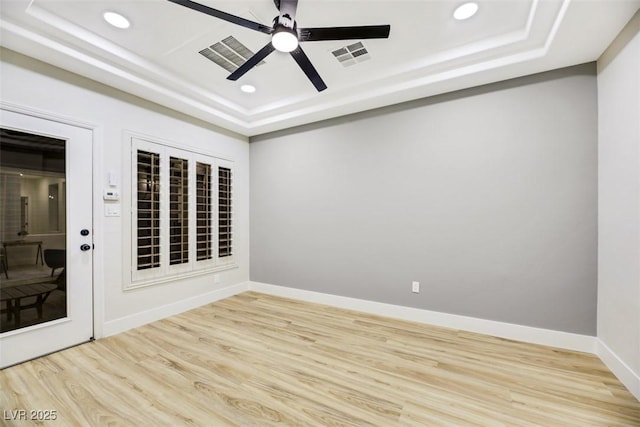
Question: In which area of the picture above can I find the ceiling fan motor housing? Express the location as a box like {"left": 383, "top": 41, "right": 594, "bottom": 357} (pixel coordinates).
{"left": 277, "top": 13, "right": 295, "bottom": 30}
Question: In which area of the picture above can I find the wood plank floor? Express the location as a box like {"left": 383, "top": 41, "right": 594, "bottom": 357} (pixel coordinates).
{"left": 1, "top": 291, "right": 639, "bottom": 426}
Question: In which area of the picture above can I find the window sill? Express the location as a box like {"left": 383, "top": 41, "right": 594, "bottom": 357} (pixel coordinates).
{"left": 124, "top": 263, "right": 238, "bottom": 291}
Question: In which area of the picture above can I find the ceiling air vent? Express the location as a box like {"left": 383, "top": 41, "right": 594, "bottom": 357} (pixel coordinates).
{"left": 199, "top": 36, "right": 266, "bottom": 72}
{"left": 331, "top": 42, "right": 370, "bottom": 67}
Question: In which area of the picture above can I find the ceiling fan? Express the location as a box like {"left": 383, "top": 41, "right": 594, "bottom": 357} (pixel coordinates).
{"left": 168, "top": 0, "right": 391, "bottom": 92}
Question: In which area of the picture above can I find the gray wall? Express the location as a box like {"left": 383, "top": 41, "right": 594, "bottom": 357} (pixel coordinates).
{"left": 250, "top": 63, "right": 597, "bottom": 335}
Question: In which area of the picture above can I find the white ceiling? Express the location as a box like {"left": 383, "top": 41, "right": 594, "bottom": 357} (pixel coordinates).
{"left": 1, "top": 0, "right": 638, "bottom": 136}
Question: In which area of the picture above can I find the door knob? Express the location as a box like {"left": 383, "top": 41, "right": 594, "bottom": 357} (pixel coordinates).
{"left": 80, "top": 244, "right": 91, "bottom": 251}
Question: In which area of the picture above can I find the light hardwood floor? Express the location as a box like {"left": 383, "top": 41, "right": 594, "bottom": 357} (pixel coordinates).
{"left": 1, "top": 292, "right": 639, "bottom": 426}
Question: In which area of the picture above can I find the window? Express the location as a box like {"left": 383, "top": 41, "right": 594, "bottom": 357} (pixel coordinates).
{"left": 169, "top": 157, "right": 189, "bottom": 265}
{"left": 196, "top": 162, "right": 213, "bottom": 261}
{"left": 136, "top": 150, "right": 160, "bottom": 270}
{"left": 130, "top": 137, "right": 234, "bottom": 286}
{"left": 218, "top": 166, "right": 233, "bottom": 258}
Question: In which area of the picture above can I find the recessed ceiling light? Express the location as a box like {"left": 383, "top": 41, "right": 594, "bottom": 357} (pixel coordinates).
{"left": 240, "top": 84, "right": 256, "bottom": 94}
{"left": 103, "top": 11, "right": 130, "bottom": 29}
{"left": 453, "top": 2, "right": 479, "bottom": 20}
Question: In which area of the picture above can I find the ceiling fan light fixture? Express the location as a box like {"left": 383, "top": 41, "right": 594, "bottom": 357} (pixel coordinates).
{"left": 453, "top": 2, "right": 479, "bottom": 20}
{"left": 272, "top": 26, "right": 299, "bottom": 53}
{"left": 103, "top": 11, "right": 130, "bottom": 29}
{"left": 169, "top": 0, "right": 390, "bottom": 92}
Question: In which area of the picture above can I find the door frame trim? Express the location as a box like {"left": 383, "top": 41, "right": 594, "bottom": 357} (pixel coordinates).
{"left": 1, "top": 101, "right": 103, "bottom": 340}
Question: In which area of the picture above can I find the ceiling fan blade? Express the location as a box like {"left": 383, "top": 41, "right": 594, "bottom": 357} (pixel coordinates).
{"left": 168, "top": 0, "right": 273, "bottom": 35}
{"left": 227, "top": 42, "right": 276, "bottom": 81}
{"left": 290, "top": 46, "right": 327, "bottom": 92}
{"left": 299, "top": 25, "right": 390, "bottom": 42}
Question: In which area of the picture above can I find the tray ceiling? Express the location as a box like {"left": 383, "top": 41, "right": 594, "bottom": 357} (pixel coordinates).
{"left": 1, "top": 0, "right": 639, "bottom": 136}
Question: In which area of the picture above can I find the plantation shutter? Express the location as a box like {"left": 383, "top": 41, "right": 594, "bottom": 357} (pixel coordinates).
{"left": 129, "top": 136, "right": 236, "bottom": 288}
{"left": 196, "top": 162, "right": 213, "bottom": 261}
{"left": 218, "top": 166, "right": 232, "bottom": 258}
{"left": 136, "top": 150, "right": 160, "bottom": 270}
{"left": 169, "top": 157, "right": 189, "bottom": 265}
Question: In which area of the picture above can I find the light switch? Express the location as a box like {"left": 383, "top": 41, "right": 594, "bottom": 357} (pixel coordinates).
{"left": 104, "top": 204, "right": 121, "bottom": 217}
{"left": 108, "top": 170, "right": 118, "bottom": 187}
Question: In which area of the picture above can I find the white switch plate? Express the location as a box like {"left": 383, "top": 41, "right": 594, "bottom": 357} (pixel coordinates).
{"left": 104, "top": 204, "right": 121, "bottom": 217}
{"left": 412, "top": 281, "right": 420, "bottom": 293}
{"left": 108, "top": 170, "right": 118, "bottom": 187}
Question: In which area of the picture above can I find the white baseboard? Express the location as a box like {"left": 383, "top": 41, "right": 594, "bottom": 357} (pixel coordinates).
{"left": 101, "top": 282, "right": 249, "bottom": 337}
{"left": 98, "top": 280, "right": 638, "bottom": 401}
{"left": 597, "top": 340, "right": 640, "bottom": 401}
{"left": 248, "top": 281, "right": 597, "bottom": 354}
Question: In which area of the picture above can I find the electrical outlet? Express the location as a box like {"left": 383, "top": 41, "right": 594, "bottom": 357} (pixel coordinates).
{"left": 412, "top": 281, "right": 420, "bottom": 293}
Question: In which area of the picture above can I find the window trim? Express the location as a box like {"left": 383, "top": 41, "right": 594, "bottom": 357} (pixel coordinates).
{"left": 126, "top": 134, "right": 237, "bottom": 290}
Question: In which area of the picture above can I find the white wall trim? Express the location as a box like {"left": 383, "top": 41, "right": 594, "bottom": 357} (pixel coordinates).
{"left": 597, "top": 340, "right": 640, "bottom": 401}
{"left": 97, "top": 280, "right": 640, "bottom": 400}
{"left": 101, "top": 282, "right": 249, "bottom": 337}
{"left": 91, "top": 124, "right": 105, "bottom": 341}
{"left": 248, "top": 281, "right": 598, "bottom": 354}
{"left": 0, "top": 101, "right": 100, "bottom": 130}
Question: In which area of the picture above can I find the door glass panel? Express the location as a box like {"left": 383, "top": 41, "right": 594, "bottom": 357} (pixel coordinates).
{"left": 0, "top": 128, "right": 67, "bottom": 333}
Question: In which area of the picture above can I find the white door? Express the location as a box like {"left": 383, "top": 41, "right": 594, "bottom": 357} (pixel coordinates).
{"left": 0, "top": 108, "right": 93, "bottom": 368}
